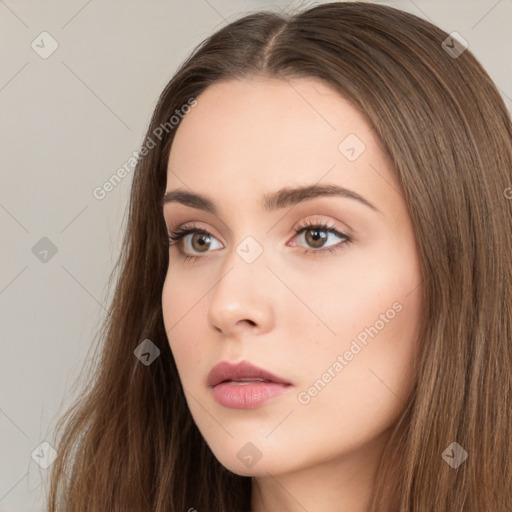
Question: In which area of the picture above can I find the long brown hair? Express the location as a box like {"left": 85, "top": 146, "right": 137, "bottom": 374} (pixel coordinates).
{"left": 47, "top": 2, "right": 512, "bottom": 510}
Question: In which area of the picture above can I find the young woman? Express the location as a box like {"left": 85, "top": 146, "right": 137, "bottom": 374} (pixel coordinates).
{"left": 47, "top": 2, "right": 512, "bottom": 511}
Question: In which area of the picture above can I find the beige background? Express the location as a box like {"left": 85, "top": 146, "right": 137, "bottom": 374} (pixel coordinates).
{"left": 0, "top": 0, "right": 510, "bottom": 510}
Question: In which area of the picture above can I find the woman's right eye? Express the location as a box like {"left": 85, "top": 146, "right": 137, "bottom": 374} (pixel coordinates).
{"left": 168, "top": 225, "right": 222, "bottom": 261}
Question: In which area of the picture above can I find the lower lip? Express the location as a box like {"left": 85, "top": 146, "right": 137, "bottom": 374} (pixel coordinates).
{"left": 211, "top": 381, "right": 291, "bottom": 409}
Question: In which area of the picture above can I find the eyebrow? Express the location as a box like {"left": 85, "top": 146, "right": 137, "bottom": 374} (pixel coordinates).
{"left": 160, "top": 183, "right": 380, "bottom": 214}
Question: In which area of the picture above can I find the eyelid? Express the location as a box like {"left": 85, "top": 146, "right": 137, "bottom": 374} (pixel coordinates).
{"left": 167, "top": 217, "right": 349, "bottom": 241}
{"left": 167, "top": 222, "right": 221, "bottom": 244}
{"left": 291, "top": 216, "right": 351, "bottom": 238}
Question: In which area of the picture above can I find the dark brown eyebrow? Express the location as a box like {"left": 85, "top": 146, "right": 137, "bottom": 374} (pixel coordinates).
{"left": 160, "top": 184, "right": 380, "bottom": 214}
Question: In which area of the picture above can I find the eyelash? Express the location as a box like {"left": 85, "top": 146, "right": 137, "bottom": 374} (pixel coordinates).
{"left": 167, "top": 220, "right": 351, "bottom": 263}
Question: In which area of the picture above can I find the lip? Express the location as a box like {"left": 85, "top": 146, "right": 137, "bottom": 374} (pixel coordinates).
{"left": 208, "top": 360, "right": 292, "bottom": 409}
{"left": 207, "top": 360, "right": 292, "bottom": 387}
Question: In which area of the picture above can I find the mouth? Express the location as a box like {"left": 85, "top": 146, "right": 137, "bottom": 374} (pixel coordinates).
{"left": 207, "top": 360, "right": 292, "bottom": 409}
{"left": 207, "top": 360, "right": 292, "bottom": 387}
{"left": 220, "top": 377, "right": 272, "bottom": 385}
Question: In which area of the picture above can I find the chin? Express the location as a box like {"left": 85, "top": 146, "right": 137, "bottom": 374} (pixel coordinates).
{"left": 207, "top": 441, "right": 295, "bottom": 477}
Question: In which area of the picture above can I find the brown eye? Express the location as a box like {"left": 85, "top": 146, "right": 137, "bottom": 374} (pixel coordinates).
{"left": 190, "top": 233, "right": 213, "bottom": 253}
{"left": 167, "top": 225, "right": 223, "bottom": 259}
{"left": 293, "top": 222, "right": 349, "bottom": 252}
{"left": 304, "top": 228, "right": 328, "bottom": 249}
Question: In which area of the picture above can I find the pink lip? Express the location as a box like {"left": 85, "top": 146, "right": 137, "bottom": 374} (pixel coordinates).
{"left": 207, "top": 360, "right": 291, "bottom": 387}
{"left": 207, "top": 360, "right": 292, "bottom": 409}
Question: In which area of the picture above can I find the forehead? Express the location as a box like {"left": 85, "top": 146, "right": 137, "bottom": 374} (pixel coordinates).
{"left": 166, "top": 77, "right": 398, "bottom": 212}
{"left": 169, "top": 77, "right": 371, "bottom": 160}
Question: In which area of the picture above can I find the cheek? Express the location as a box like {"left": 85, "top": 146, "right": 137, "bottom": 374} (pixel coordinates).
{"left": 287, "top": 247, "right": 421, "bottom": 357}
{"left": 292, "top": 238, "right": 422, "bottom": 416}
{"left": 339, "top": 246, "right": 422, "bottom": 392}
{"left": 288, "top": 287, "right": 421, "bottom": 458}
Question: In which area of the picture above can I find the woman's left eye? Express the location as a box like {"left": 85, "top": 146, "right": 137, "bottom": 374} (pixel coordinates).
{"left": 292, "top": 221, "right": 350, "bottom": 253}
{"left": 167, "top": 221, "right": 351, "bottom": 262}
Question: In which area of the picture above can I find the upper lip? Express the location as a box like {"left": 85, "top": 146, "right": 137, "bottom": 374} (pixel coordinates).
{"left": 207, "top": 360, "right": 292, "bottom": 387}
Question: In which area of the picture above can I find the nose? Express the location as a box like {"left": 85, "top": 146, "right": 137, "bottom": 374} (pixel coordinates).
{"left": 206, "top": 247, "right": 275, "bottom": 337}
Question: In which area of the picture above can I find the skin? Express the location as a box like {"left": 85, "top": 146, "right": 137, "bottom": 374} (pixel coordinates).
{"left": 161, "top": 77, "right": 423, "bottom": 512}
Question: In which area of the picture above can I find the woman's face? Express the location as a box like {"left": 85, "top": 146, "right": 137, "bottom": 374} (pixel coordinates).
{"left": 161, "top": 77, "right": 422, "bottom": 478}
